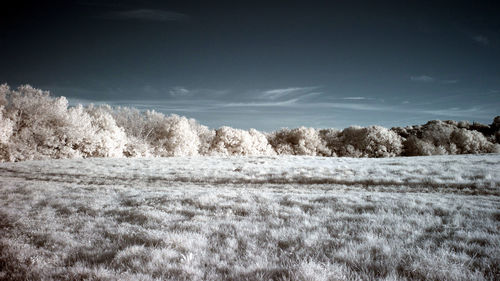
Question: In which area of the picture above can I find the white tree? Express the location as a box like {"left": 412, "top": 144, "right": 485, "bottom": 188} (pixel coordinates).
{"left": 189, "top": 118, "right": 215, "bottom": 155}
{"left": 0, "top": 83, "right": 498, "bottom": 161}
{"left": 0, "top": 106, "right": 13, "bottom": 162}
{"left": 210, "top": 126, "right": 275, "bottom": 156}
{"left": 111, "top": 107, "right": 152, "bottom": 157}
{"left": 63, "top": 105, "right": 98, "bottom": 157}
{"left": 268, "top": 127, "right": 330, "bottom": 156}
{"left": 139, "top": 111, "right": 201, "bottom": 156}
{"left": 330, "top": 126, "right": 403, "bottom": 157}
{"left": 86, "top": 105, "right": 128, "bottom": 158}
{"left": 451, "top": 128, "right": 499, "bottom": 154}
{"left": 401, "top": 119, "right": 500, "bottom": 156}
{"left": 163, "top": 115, "right": 200, "bottom": 156}
{"left": 0, "top": 84, "right": 8, "bottom": 107}
{"left": 3, "top": 85, "right": 83, "bottom": 160}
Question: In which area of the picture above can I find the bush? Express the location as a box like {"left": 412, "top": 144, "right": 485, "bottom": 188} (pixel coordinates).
{"left": 210, "top": 126, "right": 275, "bottom": 156}
{"left": 111, "top": 107, "right": 151, "bottom": 157}
{"left": 0, "top": 85, "right": 129, "bottom": 161}
{"left": 85, "top": 105, "right": 128, "bottom": 158}
{"left": 137, "top": 111, "right": 201, "bottom": 156}
{"left": 0, "top": 83, "right": 498, "bottom": 161}
{"left": 2, "top": 85, "right": 89, "bottom": 161}
{"left": 451, "top": 128, "right": 499, "bottom": 154}
{"left": 492, "top": 116, "right": 500, "bottom": 143}
{"left": 268, "top": 127, "right": 331, "bottom": 156}
{"left": 0, "top": 106, "right": 13, "bottom": 161}
{"left": 191, "top": 119, "right": 215, "bottom": 155}
{"left": 329, "top": 126, "right": 403, "bottom": 157}
{"left": 401, "top": 119, "right": 500, "bottom": 156}
{"left": 0, "top": 107, "right": 13, "bottom": 145}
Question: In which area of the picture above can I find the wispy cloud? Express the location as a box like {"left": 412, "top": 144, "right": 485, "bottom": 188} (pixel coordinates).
{"left": 169, "top": 86, "right": 190, "bottom": 96}
{"left": 222, "top": 99, "right": 394, "bottom": 112}
{"left": 410, "top": 76, "right": 460, "bottom": 84}
{"left": 298, "top": 92, "right": 322, "bottom": 100}
{"left": 167, "top": 87, "right": 230, "bottom": 98}
{"left": 342, "top": 97, "right": 368, "bottom": 100}
{"left": 421, "top": 106, "right": 490, "bottom": 118}
{"left": 104, "top": 9, "right": 189, "bottom": 22}
{"left": 309, "top": 102, "right": 392, "bottom": 112}
{"left": 410, "top": 75, "right": 435, "bottom": 82}
{"left": 261, "top": 86, "right": 317, "bottom": 100}
{"left": 223, "top": 99, "right": 300, "bottom": 107}
{"left": 472, "top": 35, "right": 489, "bottom": 46}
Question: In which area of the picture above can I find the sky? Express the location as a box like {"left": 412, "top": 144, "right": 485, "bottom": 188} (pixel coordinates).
{"left": 1, "top": 0, "right": 499, "bottom": 131}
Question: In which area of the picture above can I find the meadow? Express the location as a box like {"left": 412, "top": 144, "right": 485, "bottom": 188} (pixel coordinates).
{"left": 1, "top": 154, "right": 499, "bottom": 280}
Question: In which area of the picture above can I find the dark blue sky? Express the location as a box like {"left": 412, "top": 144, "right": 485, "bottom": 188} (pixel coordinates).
{"left": 1, "top": 0, "right": 499, "bottom": 130}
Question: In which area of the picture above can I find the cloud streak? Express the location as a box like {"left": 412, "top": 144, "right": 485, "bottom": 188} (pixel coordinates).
{"left": 421, "top": 106, "right": 492, "bottom": 119}
{"left": 411, "top": 76, "right": 460, "bottom": 84}
{"left": 169, "top": 86, "right": 190, "bottom": 96}
{"left": 104, "top": 9, "right": 189, "bottom": 22}
{"left": 342, "top": 97, "right": 368, "bottom": 100}
{"left": 307, "top": 102, "right": 392, "bottom": 112}
{"left": 223, "top": 99, "right": 300, "bottom": 107}
{"left": 410, "top": 75, "right": 435, "bottom": 82}
{"left": 260, "top": 87, "right": 318, "bottom": 100}
{"left": 222, "top": 99, "right": 393, "bottom": 112}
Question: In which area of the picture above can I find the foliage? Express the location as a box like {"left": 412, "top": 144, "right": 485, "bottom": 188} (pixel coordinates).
{"left": 0, "top": 84, "right": 498, "bottom": 162}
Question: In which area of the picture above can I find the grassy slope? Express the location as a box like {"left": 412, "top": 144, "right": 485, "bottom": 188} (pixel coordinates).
{"left": 0, "top": 155, "right": 499, "bottom": 281}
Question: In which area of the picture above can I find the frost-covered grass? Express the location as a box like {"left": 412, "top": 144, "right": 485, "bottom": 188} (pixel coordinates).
{"left": 1, "top": 155, "right": 499, "bottom": 280}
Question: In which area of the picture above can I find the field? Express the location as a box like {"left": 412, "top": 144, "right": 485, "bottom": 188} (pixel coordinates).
{"left": 1, "top": 154, "right": 499, "bottom": 281}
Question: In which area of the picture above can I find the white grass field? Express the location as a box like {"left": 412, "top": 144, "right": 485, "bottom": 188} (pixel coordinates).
{"left": 1, "top": 154, "right": 499, "bottom": 280}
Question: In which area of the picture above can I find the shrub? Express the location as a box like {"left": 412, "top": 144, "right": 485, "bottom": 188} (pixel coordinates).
{"left": 0, "top": 83, "right": 498, "bottom": 161}
{"left": 210, "top": 126, "right": 275, "bottom": 156}
{"left": 492, "top": 116, "right": 500, "bottom": 143}
{"left": 0, "top": 106, "right": 13, "bottom": 162}
{"left": 0, "top": 107, "right": 13, "bottom": 145}
{"left": 0, "top": 85, "right": 129, "bottom": 161}
{"left": 401, "top": 119, "right": 500, "bottom": 155}
{"left": 111, "top": 108, "right": 212, "bottom": 156}
{"left": 191, "top": 120, "right": 215, "bottom": 155}
{"left": 85, "top": 105, "right": 128, "bottom": 158}
{"left": 139, "top": 111, "right": 201, "bottom": 156}
{"left": 2, "top": 85, "right": 88, "bottom": 161}
{"left": 451, "top": 128, "right": 499, "bottom": 154}
{"left": 329, "top": 126, "right": 403, "bottom": 157}
{"left": 268, "top": 127, "right": 331, "bottom": 156}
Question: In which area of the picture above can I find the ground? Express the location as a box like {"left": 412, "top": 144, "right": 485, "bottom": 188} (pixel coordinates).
{"left": 0, "top": 155, "right": 499, "bottom": 280}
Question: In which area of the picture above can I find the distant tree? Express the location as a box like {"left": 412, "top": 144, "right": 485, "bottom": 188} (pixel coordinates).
{"left": 0, "top": 83, "right": 498, "bottom": 161}
{"left": 85, "top": 105, "right": 128, "bottom": 158}
{"left": 211, "top": 126, "right": 275, "bottom": 156}
{"left": 0, "top": 106, "right": 13, "bottom": 161}
{"left": 191, "top": 119, "right": 215, "bottom": 155}
{"left": 451, "top": 128, "right": 498, "bottom": 154}
{"left": 110, "top": 107, "right": 152, "bottom": 157}
{"left": 268, "top": 127, "right": 331, "bottom": 156}
{"left": 3, "top": 85, "right": 85, "bottom": 160}
{"left": 492, "top": 116, "right": 500, "bottom": 143}
{"left": 329, "top": 126, "right": 403, "bottom": 157}
{"left": 401, "top": 120, "right": 499, "bottom": 155}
